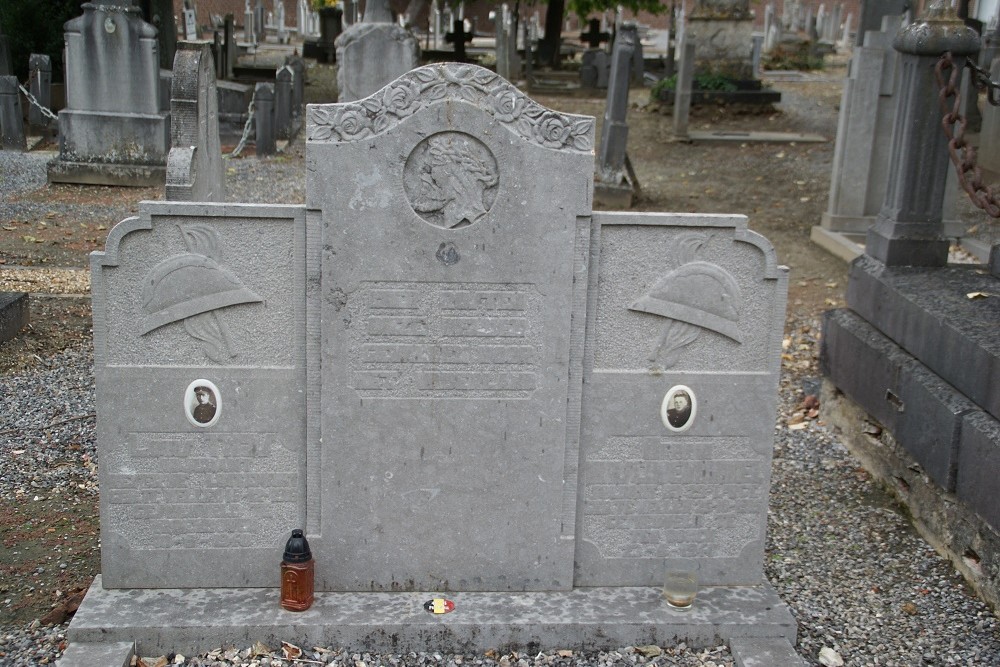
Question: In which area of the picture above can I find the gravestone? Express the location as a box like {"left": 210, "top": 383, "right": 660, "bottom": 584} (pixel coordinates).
{"left": 0, "top": 75, "right": 26, "bottom": 151}
{"left": 445, "top": 19, "right": 474, "bottom": 61}
{"left": 580, "top": 50, "right": 610, "bottom": 89}
{"left": 47, "top": 2, "right": 170, "bottom": 186}
{"left": 595, "top": 23, "right": 638, "bottom": 207}
{"left": 335, "top": 0, "right": 420, "bottom": 102}
{"left": 70, "top": 62, "right": 793, "bottom": 663}
{"left": 274, "top": 65, "right": 297, "bottom": 139}
{"left": 183, "top": 8, "right": 199, "bottom": 40}
{"left": 580, "top": 18, "right": 610, "bottom": 48}
{"left": 166, "top": 42, "right": 224, "bottom": 202}
{"left": 673, "top": 38, "right": 696, "bottom": 140}
{"left": 255, "top": 81, "right": 276, "bottom": 155}
{"left": 137, "top": 0, "right": 178, "bottom": 71}
{"left": 28, "top": 54, "right": 53, "bottom": 134}
{"left": 687, "top": 0, "right": 755, "bottom": 79}
{"left": 0, "top": 19, "right": 11, "bottom": 76}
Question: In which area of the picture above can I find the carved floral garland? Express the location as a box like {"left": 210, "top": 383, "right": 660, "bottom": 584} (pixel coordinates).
{"left": 308, "top": 64, "right": 594, "bottom": 153}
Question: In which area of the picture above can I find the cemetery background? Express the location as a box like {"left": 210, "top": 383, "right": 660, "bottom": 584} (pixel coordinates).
{"left": 1, "top": 52, "right": 999, "bottom": 666}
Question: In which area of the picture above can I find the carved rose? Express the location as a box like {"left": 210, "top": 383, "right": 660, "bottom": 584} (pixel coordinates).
{"left": 336, "top": 108, "right": 371, "bottom": 140}
{"left": 490, "top": 88, "right": 525, "bottom": 123}
{"left": 383, "top": 81, "right": 421, "bottom": 117}
{"left": 534, "top": 112, "right": 572, "bottom": 148}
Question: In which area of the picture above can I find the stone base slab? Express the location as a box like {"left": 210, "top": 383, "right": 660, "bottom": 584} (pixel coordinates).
{"left": 47, "top": 158, "right": 166, "bottom": 187}
{"left": 846, "top": 255, "right": 1000, "bottom": 421}
{"left": 730, "top": 637, "right": 807, "bottom": 666}
{"left": 0, "top": 291, "right": 29, "bottom": 343}
{"left": 67, "top": 577, "right": 796, "bottom": 659}
{"left": 56, "top": 640, "right": 134, "bottom": 667}
{"left": 810, "top": 226, "right": 865, "bottom": 263}
{"left": 593, "top": 180, "right": 634, "bottom": 208}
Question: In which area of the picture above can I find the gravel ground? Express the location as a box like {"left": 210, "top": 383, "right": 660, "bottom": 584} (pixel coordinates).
{"left": 2, "top": 56, "right": 1000, "bottom": 667}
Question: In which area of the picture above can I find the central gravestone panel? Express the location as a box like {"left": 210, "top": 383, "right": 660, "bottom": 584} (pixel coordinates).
{"left": 307, "top": 64, "right": 595, "bottom": 591}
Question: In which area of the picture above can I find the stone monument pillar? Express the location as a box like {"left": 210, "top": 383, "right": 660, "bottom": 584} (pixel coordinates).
{"left": 865, "top": 0, "right": 979, "bottom": 266}
{"left": 47, "top": 2, "right": 170, "bottom": 186}
{"left": 335, "top": 0, "right": 419, "bottom": 102}
{"left": 687, "top": 0, "right": 755, "bottom": 79}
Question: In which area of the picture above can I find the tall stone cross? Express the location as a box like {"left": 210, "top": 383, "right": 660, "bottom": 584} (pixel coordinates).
{"left": 445, "top": 19, "right": 474, "bottom": 61}
{"left": 580, "top": 18, "right": 610, "bottom": 48}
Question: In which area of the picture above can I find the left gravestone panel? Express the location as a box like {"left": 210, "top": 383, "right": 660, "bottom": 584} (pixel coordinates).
{"left": 91, "top": 202, "right": 309, "bottom": 588}
{"left": 48, "top": 3, "right": 170, "bottom": 187}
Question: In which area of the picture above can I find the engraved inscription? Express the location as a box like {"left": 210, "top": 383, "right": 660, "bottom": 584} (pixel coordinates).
{"left": 106, "top": 433, "right": 296, "bottom": 549}
{"left": 404, "top": 132, "right": 499, "bottom": 229}
{"left": 347, "top": 281, "right": 541, "bottom": 398}
{"left": 583, "top": 436, "right": 765, "bottom": 559}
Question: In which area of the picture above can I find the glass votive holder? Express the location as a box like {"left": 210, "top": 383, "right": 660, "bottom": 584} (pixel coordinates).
{"left": 663, "top": 570, "right": 698, "bottom": 610}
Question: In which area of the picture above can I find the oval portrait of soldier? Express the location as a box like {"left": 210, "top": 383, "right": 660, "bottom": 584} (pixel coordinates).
{"left": 185, "top": 379, "right": 221, "bottom": 427}
{"left": 661, "top": 385, "right": 696, "bottom": 432}
{"left": 403, "top": 131, "right": 499, "bottom": 229}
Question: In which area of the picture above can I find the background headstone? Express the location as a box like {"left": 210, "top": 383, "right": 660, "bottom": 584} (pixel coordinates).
{"left": 335, "top": 0, "right": 420, "bottom": 102}
{"left": 0, "top": 19, "right": 11, "bottom": 76}
{"left": 255, "top": 81, "right": 275, "bottom": 155}
{"left": 166, "top": 42, "right": 225, "bottom": 202}
{"left": 0, "top": 75, "right": 26, "bottom": 151}
{"left": 47, "top": 3, "right": 170, "bottom": 186}
{"left": 27, "top": 54, "right": 53, "bottom": 134}
{"left": 596, "top": 23, "right": 638, "bottom": 206}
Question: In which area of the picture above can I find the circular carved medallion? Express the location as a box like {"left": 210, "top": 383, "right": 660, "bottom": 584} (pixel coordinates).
{"left": 403, "top": 132, "right": 499, "bottom": 229}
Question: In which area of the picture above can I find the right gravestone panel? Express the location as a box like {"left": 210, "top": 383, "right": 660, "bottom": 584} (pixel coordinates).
{"left": 575, "top": 212, "right": 788, "bottom": 587}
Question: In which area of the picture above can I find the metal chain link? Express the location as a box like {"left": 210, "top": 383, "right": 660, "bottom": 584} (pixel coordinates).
{"left": 17, "top": 83, "right": 59, "bottom": 122}
{"left": 936, "top": 52, "right": 1000, "bottom": 218}
{"left": 229, "top": 91, "right": 257, "bottom": 158}
{"left": 966, "top": 56, "right": 1000, "bottom": 107}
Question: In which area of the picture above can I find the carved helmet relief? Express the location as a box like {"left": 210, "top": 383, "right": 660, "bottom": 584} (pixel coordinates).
{"left": 138, "top": 224, "right": 262, "bottom": 363}
{"left": 404, "top": 132, "right": 499, "bottom": 229}
{"left": 628, "top": 233, "right": 742, "bottom": 369}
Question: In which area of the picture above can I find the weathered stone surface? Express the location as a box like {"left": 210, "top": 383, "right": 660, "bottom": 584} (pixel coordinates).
{"left": 730, "top": 637, "right": 807, "bottom": 667}
{"left": 957, "top": 411, "right": 1000, "bottom": 531}
{"left": 846, "top": 255, "right": 1000, "bottom": 421}
{"left": 335, "top": 23, "right": 420, "bottom": 102}
{"left": 68, "top": 576, "right": 795, "bottom": 656}
{"left": 821, "top": 308, "right": 977, "bottom": 491}
{"left": 91, "top": 202, "right": 307, "bottom": 588}
{"left": 48, "top": 3, "right": 169, "bottom": 185}
{"left": 0, "top": 292, "right": 29, "bottom": 343}
{"left": 308, "top": 63, "right": 594, "bottom": 591}
{"left": 55, "top": 640, "right": 134, "bottom": 667}
{"left": 820, "top": 18, "right": 902, "bottom": 235}
{"left": 577, "top": 213, "right": 787, "bottom": 586}
{"left": 166, "top": 42, "right": 225, "bottom": 202}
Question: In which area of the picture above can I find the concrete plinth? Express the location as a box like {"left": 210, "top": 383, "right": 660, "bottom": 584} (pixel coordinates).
{"left": 47, "top": 159, "right": 166, "bottom": 187}
{"left": 66, "top": 577, "right": 796, "bottom": 659}
{"left": 846, "top": 255, "right": 1000, "bottom": 422}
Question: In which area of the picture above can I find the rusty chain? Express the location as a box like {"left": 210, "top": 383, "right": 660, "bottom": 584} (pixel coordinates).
{"left": 936, "top": 52, "right": 1000, "bottom": 218}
